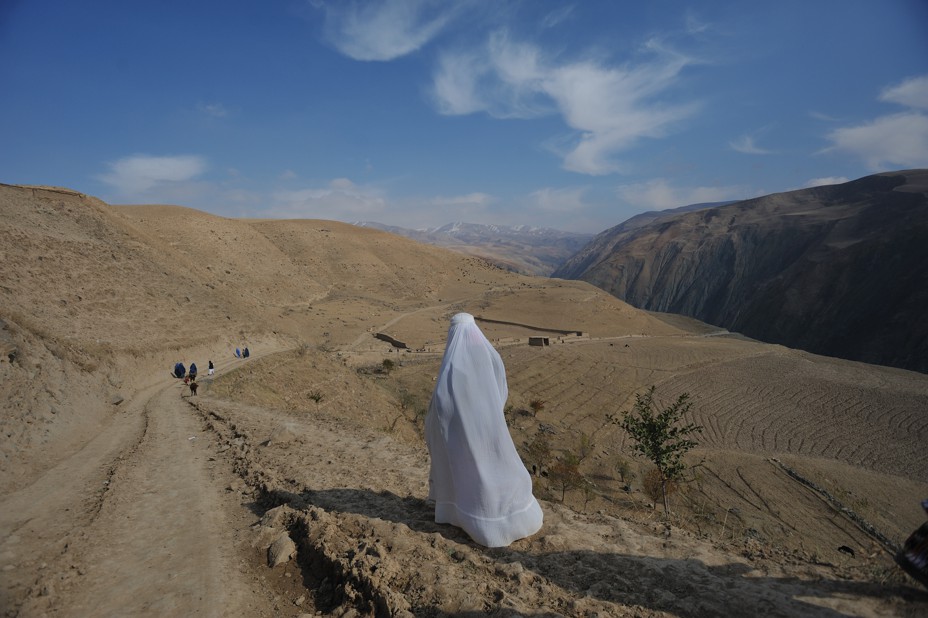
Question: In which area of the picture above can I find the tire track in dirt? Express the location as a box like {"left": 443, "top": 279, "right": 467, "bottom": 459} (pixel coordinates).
{"left": 39, "top": 381, "right": 259, "bottom": 617}
{"left": 0, "top": 380, "right": 155, "bottom": 614}
{"left": 1, "top": 347, "right": 290, "bottom": 616}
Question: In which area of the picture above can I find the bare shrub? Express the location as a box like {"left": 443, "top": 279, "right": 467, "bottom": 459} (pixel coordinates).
{"left": 549, "top": 452, "right": 585, "bottom": 502}
{"left": 577, "top": 431, "right": 594, "bottom": 461}
{"left": 615, "top": 455, "right": 635, "bottom": 484}
{"left": 528, "top": 398, "right": 545, "bottom": 417}
{"left": 521, "top": 433, "right": 552, "bottom": 475}
{"left": 643, "top": 467, "right": 678, "bottom": 508}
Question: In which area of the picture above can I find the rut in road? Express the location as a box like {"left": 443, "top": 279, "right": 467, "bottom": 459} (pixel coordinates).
{"left": 0, "top": 381, "right": 153, "bottom": 614}
{"left": 14, "top": 380, "right": 257, "bottom": 617}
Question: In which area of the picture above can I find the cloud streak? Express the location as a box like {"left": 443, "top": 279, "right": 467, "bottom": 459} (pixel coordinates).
{"left": 431, "top": 192, "right": 495, "bottom": 207}
{"left": 197, "top": 102, "right": 230, "bottom": 118}
{"left": 98, "top": 154, "right": 207, "bottom": 194}
{"left": 880, "top": 75, "right": 928, "bottom": 110}
{"left": 729, "top": 135, "right": 773, "bottom": 155}
{"left": 431, "top": 31, "right": 697, "bottom": 175}
{"left": 824, "top": 74, "right": 928, "bottom": 170}
{"left": 529, "top": 187, "right": 587, "bottom": 213}
{"left": 319, "top": 0, "right": 459, "bottom": 61}
{"left": 270, "top": 178, "right": 387, "bottom": 219}
{"left": 617, "top": 179, "right": 753, "bottom": 211}
{"left": 826, "top": 112, "right": 928, "bottom": 170}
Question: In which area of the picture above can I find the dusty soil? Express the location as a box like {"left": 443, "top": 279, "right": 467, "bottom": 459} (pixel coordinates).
{"left": 2, "top": 183, "right": 927, "bottom": 616}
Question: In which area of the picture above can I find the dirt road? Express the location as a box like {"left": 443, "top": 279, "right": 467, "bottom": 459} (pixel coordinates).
{"left": 1, "top": 360, "right": 285, "bottom": 617}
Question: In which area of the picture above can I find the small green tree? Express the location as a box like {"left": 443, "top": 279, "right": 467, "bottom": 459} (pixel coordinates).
{"left": 613, "top": 386, "right": 702, "bottom": 514}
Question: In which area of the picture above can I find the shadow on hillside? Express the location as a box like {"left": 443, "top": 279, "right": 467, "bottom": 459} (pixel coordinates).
{"left": 301, "top": 487, "right": 928, "bottom": 617}
{"left": 300, "top": 486, "right": 469, "bottom": 541}
{"left": 511, "top": 552, "right": 928, "bottom": 617}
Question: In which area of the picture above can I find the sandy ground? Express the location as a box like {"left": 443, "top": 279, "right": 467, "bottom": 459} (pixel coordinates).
{"left": 2, "top": 183, "right": 927, "bottom": 616}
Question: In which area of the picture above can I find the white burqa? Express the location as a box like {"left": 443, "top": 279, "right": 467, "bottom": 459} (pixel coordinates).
{"left": 425, "top": 313, "right": 543, "bottom": 547}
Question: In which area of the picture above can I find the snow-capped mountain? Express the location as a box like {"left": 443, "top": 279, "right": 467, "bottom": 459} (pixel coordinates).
{"left": 353, "top": 221, "right": 592, "bottom": 276}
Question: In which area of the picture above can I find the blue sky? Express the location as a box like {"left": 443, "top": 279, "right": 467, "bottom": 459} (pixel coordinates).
{"left": 2, "top": 1, "right": 927, "bottom": 233}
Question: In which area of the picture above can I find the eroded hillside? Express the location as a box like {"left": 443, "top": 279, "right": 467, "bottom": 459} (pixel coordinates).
{"left": 554, "top": 170, "right": 928, "bottom": 373}
{"left": 2, "top": 183, "right": 927, "bottom": 616}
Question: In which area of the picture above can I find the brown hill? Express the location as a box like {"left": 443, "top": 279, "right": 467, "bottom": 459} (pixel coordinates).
{"left": 2, "top": 183, "right": 927, "bottom": 616}
{"left": 554, "top": 170, "right": 928, "bottom": 373}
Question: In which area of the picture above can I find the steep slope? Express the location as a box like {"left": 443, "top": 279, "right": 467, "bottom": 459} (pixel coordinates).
{"left": 554, "top": 170, "right": 928, "bottom": 372}
{"left": 553, "top": 202, "right": 728, "bottom": 278}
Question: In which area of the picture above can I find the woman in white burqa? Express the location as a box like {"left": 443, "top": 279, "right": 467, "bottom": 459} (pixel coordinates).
{"left": 425, "top": 313, "right": 543, "bottom": 547}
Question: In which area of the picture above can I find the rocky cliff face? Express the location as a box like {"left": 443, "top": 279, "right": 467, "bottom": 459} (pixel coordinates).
{"left": 554, "top": 170, "right": 928, "bottom": 373}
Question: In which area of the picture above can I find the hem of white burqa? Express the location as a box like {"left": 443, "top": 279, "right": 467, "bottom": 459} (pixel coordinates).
{"left": 433, "top": 496, "right": 544, "bottom": 548}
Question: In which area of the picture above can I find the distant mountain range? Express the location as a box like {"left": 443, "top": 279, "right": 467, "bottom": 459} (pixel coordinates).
{"left": 554, "top": 170, "right": 928, "bottom": 373}
{"left": 354, "top": 221, "right": 592, "bottom": 276}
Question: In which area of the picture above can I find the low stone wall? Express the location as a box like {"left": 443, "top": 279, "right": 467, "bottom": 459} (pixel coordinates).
{"left": 374, "top": 333, "right": 408, "bottom": 349}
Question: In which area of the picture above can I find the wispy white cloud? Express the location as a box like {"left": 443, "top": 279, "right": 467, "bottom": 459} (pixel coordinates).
{"left": 823, "top": 75, "right": 928, "bottom": 170}
{"left": 617, "top": 179, "right": 753, "bottom": 211}
{"left": 880, "top": 75, "right": 928, "bottom": 110}
{"left": 809, "top": 110, "right": 840, "bottom": 122}
{"left": 729, "top": 135, "right": 773, "bottom": 155}
{"left": 529, "top": 187, "right": 587, "bottom": 213}
{"left": 432, "top": 33, "right": 551, "bottom": 119}
{"left": 432, "top": 31, "right": 697, "bottom": 175}
{"left": 270, "top": 178, "right": 387, "bottom": 219}
{"left": 685, "top": 11, "right": 710, "bottom": 35}
{"left": 197, "top": 102, "right": 230, "bottom": 118}
{"left": 98, "top": 154, "right": 207, "bottom": 194}
{"left": 431, "top": 192, "right": 495, "bottom": 207}
{"left": 432, "top": 51, "right": 490, "bottom": 115}
{"left": 515, "top": 186, "right": 619, "bottom": 232}
{"left": 825, "top": 111, "right": 928, "bottom": 170}
{"left": 803, "top": 176, "right": 849, "bottom": 188}
{"left": 319, "top": 0, "right": 458, "bottom": 61}
{"left": 551, "top": 56, "right": 698, "bottom": 175}
{"left": 540, "top": 5, "right": 575, "bottom": 29}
